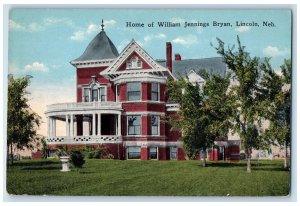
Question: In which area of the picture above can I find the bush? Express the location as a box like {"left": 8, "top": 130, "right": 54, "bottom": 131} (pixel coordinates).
{"left": 107, "top": 154, "right": 114, "bottom": 159}
{"left": 70, "top": 149, "right": 85, "bottom": 168}
{"left": 94, "top": 147, "right": 107, "bottom": 159}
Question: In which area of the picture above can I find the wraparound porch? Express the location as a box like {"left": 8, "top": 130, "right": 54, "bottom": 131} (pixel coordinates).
{"left": 45, "top": 102, "right": 123, "bottom": 145}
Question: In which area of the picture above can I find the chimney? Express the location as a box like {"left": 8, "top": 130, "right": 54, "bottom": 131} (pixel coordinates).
{"left": 166, "top": 42, "right": 172, "bottom": 73}
{"left": 175, "top": 53, "right": 181, "bottom": 61}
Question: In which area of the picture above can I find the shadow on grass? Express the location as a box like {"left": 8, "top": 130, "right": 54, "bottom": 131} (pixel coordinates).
{"left": 13, "top": 160, "right": 59, "bottom": 167}
{"left": 21, "top": 166, "right": 61, "bottom": 171}
{"left": 252, "top": 167, "right": 290, "bottom": 172}
{"left": 198, "top": 161, "right": 289, "bottom": 172}
{"left": 202, "top": 162, "right": 246, "bottom": 168}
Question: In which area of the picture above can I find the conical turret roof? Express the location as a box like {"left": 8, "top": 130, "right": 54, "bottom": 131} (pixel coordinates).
{"left": 72, "top": 30, "right": 119, "bottom": 62}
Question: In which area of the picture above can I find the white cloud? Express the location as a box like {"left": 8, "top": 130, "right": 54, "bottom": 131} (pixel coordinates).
{"left": 263, "top": 46, "right": 290, "bottom": 57}
{"left": 235, "top": 26, "right": 251, "bottom": 32}
{"left": 104, "top": 19, "right": 116, "bottom": 28}
{"left": 9, "top": 17, "right": 75, "bottom": 33}
{"left": 87, "top": 24, "right": 98, "bottom": 34}
{"left": 28, "top": 22, "right": 44, "bottom": 32}
{"left": 172, "top": 34, "right": 198, "bottom": 47}
{"left": 9, "top": 20, "right": 26, "bottom": 31}
{"left": 24, "top": 62, "right": 49, "bottom": 72}
{"left": 70, "top": 19, "right": 117, "bottom": 41}
{"left": 144, "top": 33, "right": 166, "bottom": 42}
{"left": 43, "top": 17, "right": 74, "bottom": 28}
{"left": 70, "top": 30, "right": 86, "bottom": 41}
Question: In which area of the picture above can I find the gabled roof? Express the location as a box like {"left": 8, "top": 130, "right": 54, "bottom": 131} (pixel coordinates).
{"left": 187, "top": 70, "right": 205, "bottom": 84}
{"left": 157, "top": 57, "right": 226, "bottom": 78}
{"left": 101, "top": 40, "right": 176, "bottom": 80}
{"left": 71, "top": 31, "right": 119, "bottom": 63}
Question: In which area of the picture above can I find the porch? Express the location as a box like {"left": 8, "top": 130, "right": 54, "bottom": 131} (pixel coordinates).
{"left": 45, "top": 102, "right": 123, "bottom": 144}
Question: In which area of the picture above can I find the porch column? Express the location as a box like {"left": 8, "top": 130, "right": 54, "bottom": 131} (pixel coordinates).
{"left": 66, "top": 115, "right": 70, "bottom": 136}
{"left": 70, "top": 114, "right": 74, "bottom": 136}
{"left": 49, "top": 117, "right": 52, "bottom": 137}
{"left": 74, "top": 116, "right": 77, "bottom": 136}
{"left": 52, "top": 118, "right": 56, "bottom": 137}
{"left": 118, "top": 114, "right": 121, "bottom": 136}
{"left": 97, "top": 113, "right": 101, "bottom": 136}
{"left": 47, "top": 117, "right": 50, "bottom": 137}
{"left": 92, "top": 113, "right": 96, "bottom": 136}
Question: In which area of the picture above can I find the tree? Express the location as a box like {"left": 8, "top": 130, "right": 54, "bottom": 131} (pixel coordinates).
{"left": 7, "top": 75, "right": 41, "bottom": 165}
{"left": 167, "top": 71, "right": 232, "bottom": 167}
{"left": 261, "top": 59, "right": 291, "bottom": 168}
{"left": 213, "top": 36, "right": 274, "bottom": 173}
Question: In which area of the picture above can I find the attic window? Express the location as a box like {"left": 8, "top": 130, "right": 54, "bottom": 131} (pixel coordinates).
{"left": 126, "top": 56, "right": 142, "bottom": 69}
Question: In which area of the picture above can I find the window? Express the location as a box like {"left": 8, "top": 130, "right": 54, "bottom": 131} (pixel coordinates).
{"left": 100, "top": 86, "right": 107, "bottom": 102}
{"left": 151, "top": 115, "right": 159, "bottom": 135}
{"left": 83, "top": 88, "right": 90, "bottom": 102}
{"left": 127, "top": 82, "right": 141, "bottom": 101}
{"left": 126, "top": 56, "right": 142, "bottom": 69}
{"left": 128, "top": 115, "right": 141, "bottom": 135}
{"left": 170, "top": 147, "right": 177, "bottom": 160}
{"left": 151, "top": 83, "right": 159, "bottom": 101}
{"left": 127, "top": 146, "right": 141, "bottom": 159}
{"left": 149, "top": 147, "right": 158, "bottom": 160}
{"left": 91, "top": 84, "right": 98, "bottom": 101}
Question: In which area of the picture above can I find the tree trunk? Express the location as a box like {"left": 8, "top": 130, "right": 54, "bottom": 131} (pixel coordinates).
{"left": 246, "top": 147, "right": 251, "bottom": 173}
{"left": 202, "top": 148, "right": 206, "bottom": 167}
{"left": 10, "top": 142, "right": 14, "bottom": 166}
{"left": 284, "top": 141, "right": 288, "bottom": 169}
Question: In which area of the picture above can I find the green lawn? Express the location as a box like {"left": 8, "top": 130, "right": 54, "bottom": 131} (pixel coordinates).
{"left": 6, "top": 159, "right": 290, "bottom": 196}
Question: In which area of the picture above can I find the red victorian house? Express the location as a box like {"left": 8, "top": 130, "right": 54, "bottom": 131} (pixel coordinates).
{"left": 45, "top": 24, "right": 240, "bottom": 160}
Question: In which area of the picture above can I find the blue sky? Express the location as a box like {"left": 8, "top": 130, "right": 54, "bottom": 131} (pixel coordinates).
{"left": 8, "top": 9, "right": 291, "bottom": 135}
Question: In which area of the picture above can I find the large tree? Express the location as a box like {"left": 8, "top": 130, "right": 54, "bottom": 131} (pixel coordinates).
{"left": 167, "top": 71, "right": 232, "bottom": 167}
{"left": 7, "top": 75, "right": 41, "bottom": 165}
{"left": 213, "top": 36, "right": 275, "bottom": 173}
{"left": 261, "top": 59, "right": 291, "bottom": 168}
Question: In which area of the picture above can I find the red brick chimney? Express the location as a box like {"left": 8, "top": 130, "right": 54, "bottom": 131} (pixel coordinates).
{"left": 175, "top": 53, "right": 181, "bottom": 61}
{"left": 166, "top": 42, "right": 172, "bottom": 73}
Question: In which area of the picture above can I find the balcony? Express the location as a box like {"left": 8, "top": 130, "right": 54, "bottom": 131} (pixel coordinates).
{"left": 46, "top": 101, "right": 122, "bottom": 114}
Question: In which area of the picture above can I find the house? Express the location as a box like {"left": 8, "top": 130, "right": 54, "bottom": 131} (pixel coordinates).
{"left": 45, "top": 22, "right": 240, "bottom": 160}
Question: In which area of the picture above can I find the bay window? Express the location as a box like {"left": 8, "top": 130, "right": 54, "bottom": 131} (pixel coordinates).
{"left": 128, "top": 115, "right": 141, "bottom": 135}
{"left": 151, "top": 83, "right": 159, "bottom": 101}
{"left": 127, "top": 82, "right": 141, "bottom": 101}
{"left": 151, "top": 115, "right": 159, "bottom": 135}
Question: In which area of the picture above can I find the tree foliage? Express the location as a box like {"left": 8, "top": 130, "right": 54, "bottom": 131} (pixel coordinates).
{"left": 261, "top": 59, "right": 291, "bottom": 168}
{"left": 213, "top": 36, "right": 291, "bottom": 172}
{"left": 7, "top": 75, "right": 41, "bottom": 164}
{"left": 167, "top": 71, "right": 232, "bottom": 166}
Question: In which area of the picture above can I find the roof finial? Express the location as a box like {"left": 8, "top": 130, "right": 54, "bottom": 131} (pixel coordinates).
{"left": 101, "top": 19, "right": 104, "bottom": 31}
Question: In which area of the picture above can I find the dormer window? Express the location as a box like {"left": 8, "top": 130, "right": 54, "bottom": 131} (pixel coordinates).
{"left": 126, "top": 56, "right": 142, "bottom": 69}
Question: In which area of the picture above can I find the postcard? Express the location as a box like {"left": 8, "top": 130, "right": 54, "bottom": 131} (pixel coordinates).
{"left": 6, "top": 8, "right": 292, "bottom": 197}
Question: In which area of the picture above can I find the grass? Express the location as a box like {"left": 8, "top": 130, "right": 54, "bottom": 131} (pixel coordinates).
{"left": 6, "top": 159, "right": 290, "bottom": 196}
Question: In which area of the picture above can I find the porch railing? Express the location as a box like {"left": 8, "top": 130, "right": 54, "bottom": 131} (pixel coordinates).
{"left": 46, "top": 101, "right": 122, "bottom": 112}
{"left": 46, "top": 135, "right": 122, "bottom": 144}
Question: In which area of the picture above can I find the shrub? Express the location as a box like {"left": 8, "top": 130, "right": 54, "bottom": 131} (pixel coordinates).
{"left": 107, "top": 154, "right": 114, "bottom": 159}
{"left": 94, "top": 147, "right": 107, "bottom": 159}
{"left": 70, "top": 149, "right": 85, "bottom": 168}
{"left": 88, "top": 151, "right": 96, "bottom": 159}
